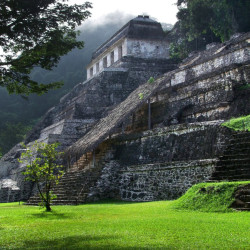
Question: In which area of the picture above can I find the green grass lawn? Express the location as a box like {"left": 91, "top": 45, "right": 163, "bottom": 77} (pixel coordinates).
{"left": 0, "top": 200, "right": 249, "bottom": 249}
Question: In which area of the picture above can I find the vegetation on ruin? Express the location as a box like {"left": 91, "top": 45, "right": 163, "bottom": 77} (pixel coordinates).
{"left": 147, "top": 76, "right": 155, "bottom": 84}
{"left": 170, "top": 0, "right": 250, "bottom": 59}
{"left": 138, "top": 92, "right": 144, "bottom": 100}
{"left": 0, "top": 199, "right": 249, "bottom": 249}
{"left": 172, "top": 181, "right": 250, "bottom": 212}
{"left": 19, "top": 142, "right": 64, "bottom": 212}
{"left": 222, "top": 115, "right": 250, "bottom": 131}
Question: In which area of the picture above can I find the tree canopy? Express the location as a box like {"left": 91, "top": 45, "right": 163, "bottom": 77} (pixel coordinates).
{"left": 0, "top": 15, "right": 133, "bottom": 156}
{"left": 19, "top": 141, "right": 64, "bottom": 211}
{"left": 170, "top": 0, "right": 250, "bottom": 60}
{"left": 0, "top": 0, "right": 92, "bottom": 95}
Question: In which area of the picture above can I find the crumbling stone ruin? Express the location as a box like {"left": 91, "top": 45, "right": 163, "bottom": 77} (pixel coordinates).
{"left": 0, "top": 16, "right": 249, "bottom": 207}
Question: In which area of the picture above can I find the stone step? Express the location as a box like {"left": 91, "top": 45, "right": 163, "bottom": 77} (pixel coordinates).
{"left": 216, "top": 163, "right": 250, "bottom": 169}
{"left": 55, "top": 178, "right": 99, "bottom": 184}
{"left": 27, "top": 193, "right": 89, "bottom": 203}
{"left": 236, "top": 189, "right": 250, "bottom": 195}
{"left": 213, "top": 165, "right": 250, "bottom": 170}
{"left": 27, "top": 145, "right": 114, "bottom": 205}
{"left": 219, "top": 154, "right": 250, "bottom": 160}
{"left": 224, "top": 148, "right": 250, "bottom": 154}
{"left": 234, "top": 207, "right": 250, "bottom": 211}
{"left": 236, "top": 195, "right": 250, "bottom": 202}
{"left": 217, "top": 158, "right": 250, "bottom": 163}
{"left": 231, "top": 132, "right": 250, "bottom": 139}
{"left": 215, "top": 165, "right": 250, "bottom": 171}
{"left": 215, "top": 163, "right": 250, "bottom": 168}
{"left": 226, "top": 142, "right": 250, "bottom": 149}
{"left": 27, "top": 200, "right": 82, "bottom": 205}
{"left": 211, "top": 175, "right": 250, "bottom": 181}
{"left": 28, "top": 190, "right": 89, "bottom": 198}
{"left": 60, "top": 173, "right": 101, "bottom": 179}
{"left": 211, "top": 176, "right": 250, "bottom": 182}
{"left": 232, "top": 201, "right": 250, "bottom": 209}
{"left": 51, "top": 187, "right": 92, "bottom": 193}
{"left": 229, "top": 138, "right": 250, "bottom": 144}
{"left": 212, "top": 170, "right": 250, "bottom": 177}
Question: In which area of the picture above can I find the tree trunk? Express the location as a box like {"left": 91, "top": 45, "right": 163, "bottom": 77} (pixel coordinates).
{"left": 45, "top": 203, "right": 51, "bottom": 212}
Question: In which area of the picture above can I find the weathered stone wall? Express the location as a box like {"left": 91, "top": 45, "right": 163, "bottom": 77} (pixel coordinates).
{"left": 0, "top": 56, "right": 175, "bottom": 203}
{"left": 89, "top": 122, "right": 233, "bottom": 201}
{"left": 25, "top": 57, "right": 176, "bottom": 144}
{"left": 0, "top": 143, "right": 35, "bottom": 202}
{"left": 119, "top": 160, "right": 216, "bottom": 201}
{"left": 115, "top": 122, "right": 228, "bottom": 164}
{"left": 125, "top": 65, "right": 250, "bottom": 131}
{"left": 0, "top": 32, "right": 249, "bottom": 203}
{"left": 126, "top": 39, "right": 169, "bottom": 59}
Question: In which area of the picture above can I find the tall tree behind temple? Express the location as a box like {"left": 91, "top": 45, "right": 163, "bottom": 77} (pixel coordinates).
{"left": 170, "top": 0, "right": 250, "bottom": 60}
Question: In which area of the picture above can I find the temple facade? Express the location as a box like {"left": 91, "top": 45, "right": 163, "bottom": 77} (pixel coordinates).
{"left": 0, "top": 14, "right": 249, "bottom": 206}
{"left": 86, "top": 15, "right": 170, "bottom": 79}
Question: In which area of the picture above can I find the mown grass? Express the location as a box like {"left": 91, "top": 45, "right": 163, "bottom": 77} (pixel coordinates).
{"left": 0, "top": 195, "right": 249, "bottom": 249}
{"left": 222, "top": 114, "right": 250, "bottom": 131}
{"left": 172, "top": 181, "right": 250, "bottom": 212}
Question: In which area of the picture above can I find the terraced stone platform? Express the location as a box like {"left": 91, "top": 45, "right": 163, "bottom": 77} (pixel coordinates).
{"left": 211, "top": 132, "right": 250, "bottom": 181}
{"left": 26, "top": 144, "right": 114, "bottom": 205}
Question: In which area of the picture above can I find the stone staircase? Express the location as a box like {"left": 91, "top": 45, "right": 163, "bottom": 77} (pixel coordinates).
{"left": 231, "top": 184, "right": 250, "bottom": 211}
{"left": 210, "top": 131, "right": 250, "bottom": 211}
{"left": 211, "top": 131, "right": 250, "bottom": 181}
{"left": 26, "top": 143, "right": 113, "bottom": 205}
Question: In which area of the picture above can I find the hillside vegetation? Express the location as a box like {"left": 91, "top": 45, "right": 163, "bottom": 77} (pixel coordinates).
{"left": 172, "top": 181, "right": 250, "bottom": 212}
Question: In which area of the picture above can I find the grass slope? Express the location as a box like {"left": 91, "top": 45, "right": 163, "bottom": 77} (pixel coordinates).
{"left": 222, "top": 114, "right": 250, "bottom": 131}
{"left": 0, "top": 199, "right": 249, "bottom": 249}
{"left": 172, "top": 181, "right": 250, "bottom": 212}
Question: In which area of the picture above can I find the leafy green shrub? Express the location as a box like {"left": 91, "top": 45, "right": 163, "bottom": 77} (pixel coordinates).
{"left": 172, "top": 181, "right": 250, "bottom": 212}
{"left": 222, "top": 115, "right": 250, "bottom": 131}
{"left": 147, "top": 77, "right": 155, "bottom": 84}
{"left": 138, "top": 93, "right": 144, "bottom": 100}
{"left": 237, "top": 83, "right": 250, "bottom": 90}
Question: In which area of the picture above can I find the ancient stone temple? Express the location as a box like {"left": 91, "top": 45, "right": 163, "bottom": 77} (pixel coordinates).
{"left": 86, "top": 15, "right": 170, "bottom": 79}
{"left": 0, "top": 16, "right": 249, "bottom": 206}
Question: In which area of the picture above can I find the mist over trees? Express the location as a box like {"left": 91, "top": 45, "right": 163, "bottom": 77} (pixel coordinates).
{"left": 0, "top": 13, "right": 133, "bottom": 155}
{"left": 170, "top": 0, "right": 250, "bottom": 59}
{"left": 1, "top": 0, "right": 249, "bottom": 156}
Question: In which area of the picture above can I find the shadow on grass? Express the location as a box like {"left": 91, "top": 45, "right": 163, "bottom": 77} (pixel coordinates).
{"left": 31, "top": 210, "right": 72, "bottom": 220}
{"left": 22, "top": 235, "right": 161, "bottom": 249}
{"left": 86, "top": 200, "right": 145, "bottom": 206}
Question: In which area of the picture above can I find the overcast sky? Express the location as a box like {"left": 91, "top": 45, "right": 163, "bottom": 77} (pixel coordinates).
{"left": 70, "top": 0, "right": 178, "bottom": 25}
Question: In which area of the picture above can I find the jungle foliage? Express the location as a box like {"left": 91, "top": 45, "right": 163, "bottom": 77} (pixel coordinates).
{"left": 0, "top": 0, "right": 92, "bottom": 95}
{"left": 0, "top": 16, "right": 133, "bottom": 155}
{"left": 170, "top": 0, "right": 250, "bottom": 60}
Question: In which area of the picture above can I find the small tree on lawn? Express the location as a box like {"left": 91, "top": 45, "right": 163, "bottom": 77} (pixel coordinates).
{"left": 19, "top": 141, "right": 64, "bottom": 212}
